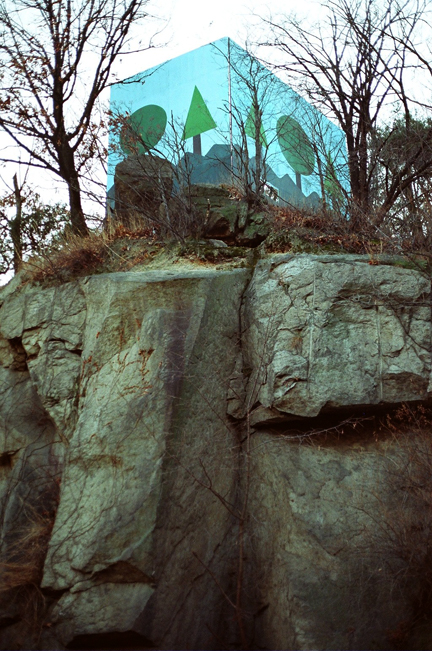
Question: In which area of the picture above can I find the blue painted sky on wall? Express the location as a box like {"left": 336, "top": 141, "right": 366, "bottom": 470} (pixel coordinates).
{"left": 109, "top": 37, "right": 349, "bottom": 207}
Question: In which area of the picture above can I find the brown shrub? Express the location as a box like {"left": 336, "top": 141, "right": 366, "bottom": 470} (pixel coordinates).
{"left": 24, "top": 215, "right": 162, "bottom": 285}
{"left": 265, "top": 205, "right": 390, "bottom": 255}
{"left": 0, "top": 483, "right": 60, "bottom": 646}
{"left": 0, "top": 500, "right": 56, "bottom": 594}
{"left": 26, "top": 232, "right": 108, "bottom": 284}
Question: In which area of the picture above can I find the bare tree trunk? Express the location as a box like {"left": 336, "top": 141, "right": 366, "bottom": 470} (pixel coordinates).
{"left": 11, "top": 174, "right": 22, "bottom": 274}
{"left": 193, "top": 135, "right": 202, "bottom": 156}
{"left": 68, "top": 178, "right": 88, "bottom": 236}
{"left": 315, "top": 151, "right": 327, "bottom": 216}
{"left": 357, "top": 123, "right": 370, "bottom": 212}
{"left": 253, "top": 97, "right": 262, "bottom": 202}
{"left": 59, "top": 142, "right": 89, "bottom": 236}
{"left": 404, "top": 181, "right": 424, "bottom": 247}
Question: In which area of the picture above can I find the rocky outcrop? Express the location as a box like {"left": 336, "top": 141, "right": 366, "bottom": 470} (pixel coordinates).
{"left": 115, "top": 154, "right": 174, "bottom": 223}
{"left": 114, "top": 168, "right": 271, "bottom": 245}
{"left": 0, "top": 254, "right": 431, "bottom": 650}
{"left": 243, "top": 254, "right": 431, "bottom": 423}
{"left": 187, "top": 184, "right": 270, "bottom": 245}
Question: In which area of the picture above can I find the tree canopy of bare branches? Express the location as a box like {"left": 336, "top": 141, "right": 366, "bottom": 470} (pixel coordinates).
{"left": 261, "top": 0, "right": 432, "bottom": 230}
{"left": 0, "top": 0, "right": 155, "bottom": 235}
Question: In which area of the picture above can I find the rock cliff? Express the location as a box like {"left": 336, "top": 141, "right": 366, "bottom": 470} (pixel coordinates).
{"left": 0, "top": 254, "right": 431, "bottom": 650}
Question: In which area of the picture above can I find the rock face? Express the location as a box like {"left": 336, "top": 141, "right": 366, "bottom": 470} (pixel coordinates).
{"left": 115, "top": 154, "right": 174, "bottom": 224}
{"left": 0, "top": 254, "right": 431, "bottom": 650}
{"left": 114, "top": 172, "right": 271, "bottom": 245}
{"left": 187, "top": 184, "right": 270, "bottom": 245}
{"left": 243, "top": 255, "right": 431, "bottom": 423}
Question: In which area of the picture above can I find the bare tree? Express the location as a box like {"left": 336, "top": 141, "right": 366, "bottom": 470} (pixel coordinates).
{"left": 0, "top": 181, "right": 70, "bottom": 276}
{"left": 208, "top": 40, "right": 281, "bottom": 208}
{"left": 0, "top": 0, "right": 156, "bottom": 235}
{"left": 228, "top": 43, "right": 278, "bottom": 206}
{"left": 11, "top": 175, "right": 23, "bottom": 273}
{"left": 371, "top": 115, "right": 432, "bottom": 245}
{"left": 261, "top": 0, "right": 428, "bottom": 227}
{"left": 110, "top": 108, "right": 204, "bottom": 240}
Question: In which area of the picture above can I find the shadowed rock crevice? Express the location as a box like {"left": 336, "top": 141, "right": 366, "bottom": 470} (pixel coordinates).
{"left": 7, "top": 337, "right": 28, "bottom": 372}
{"left": 0, "top": 450, "right": 18, "bottom": 468}
{"left": 92, "top": 562, "right": 155, "bottom": 586}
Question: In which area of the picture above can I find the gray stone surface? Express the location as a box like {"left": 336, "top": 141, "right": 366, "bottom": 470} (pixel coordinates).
{"left": 248, "top": 430, "right": 415, "bottom": 651}
{"left": 242, "top": 254, "right": 431, "bottom": 422}
{"left": 0, "top": 255, "right": 431, "bottom": 650}
{"left": 48, "top": 583, "right": 154, "bottom": 645}
{"left": 115, "top": 153, "right": 174, "bottom": 223}
{"left": 0, "top": 269, "right": 248, "bottom": 649}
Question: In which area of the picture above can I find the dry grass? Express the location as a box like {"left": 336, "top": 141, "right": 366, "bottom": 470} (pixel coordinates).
{"left": 21, "top": 212, "right": 252, "bottom": 286}
{"left": 0, "top": 484, "right": 60, "bottom": 646}
{"left": 26, "top": 231, "right": 108, "bottom": 284}
{"left": 24, "top": 215, "right": 161, "bottom": 285}
{"left": 264, "top": 206, "right": 432, "bottom": 274}
{"left": 264, "top": 205, "right": 391, "bottom": 255}
{"left": 20, "top": 203, "right": 432, "bottom": 287}
{"left": 0, "top": 501, "right": 56, "bottom": 594}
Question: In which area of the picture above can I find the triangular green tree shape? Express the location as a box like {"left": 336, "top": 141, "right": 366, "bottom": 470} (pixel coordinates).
{"left": 244, "top": 103, "right": 267, "bottom": 147}
{"left": 182, "top": 86, "right": 217, "bottom": 155}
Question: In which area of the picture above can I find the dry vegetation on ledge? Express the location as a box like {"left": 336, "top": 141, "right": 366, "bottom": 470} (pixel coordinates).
{"left": 19, "top": 206, "right": 431, "bottom": 287}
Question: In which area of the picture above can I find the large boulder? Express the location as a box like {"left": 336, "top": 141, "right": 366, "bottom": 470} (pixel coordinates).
{"left": 242, "top": 254, "right": 431, "bottom": 423}
{"left": 114, "top": 154, "right": 174, "bottom": 224}
{"left": 189, "top": 183, "right": 270, "bottom": 245}
{"left": 0, "top": 269, "right": 249, "bottom": 650}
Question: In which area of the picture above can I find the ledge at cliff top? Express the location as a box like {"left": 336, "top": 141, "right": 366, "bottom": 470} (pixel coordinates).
{"left": 0, "top": 253, "right": 431, "bottom": 650}
{"left": 1, "top": 254, "right": 430, "bottom": 425}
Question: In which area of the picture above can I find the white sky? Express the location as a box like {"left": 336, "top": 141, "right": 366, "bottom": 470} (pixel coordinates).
{"left": 128, "top": 0, "right": 295, "bottom": 71}
{"left": 109, "top": 0, "right": 317, "bottom": 85}
{"left": 1, "top": 0, "right": 308, "bottom": 204}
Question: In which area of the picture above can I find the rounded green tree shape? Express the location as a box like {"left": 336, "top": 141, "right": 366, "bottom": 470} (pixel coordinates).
{"left": 120, "top": 104, "right": 167, "bottom": 155}
{"left": 245, "top": 103, "right": 268, "bottom": 147}
{"left": 277, "top": 115, "right": 315, "bottom": 189}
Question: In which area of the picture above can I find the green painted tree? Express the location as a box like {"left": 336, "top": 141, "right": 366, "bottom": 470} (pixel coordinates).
{"left": 244, "top": 103, "right": 268, "bottom": 147}
{"left": 277, "top": 115, "right": 315, "bottom": 191}
{"left": 182, "top": 86, "right": 217, "bottom": 156}
{"left": 120, "top": 104, "right": 167, "bottom": 155}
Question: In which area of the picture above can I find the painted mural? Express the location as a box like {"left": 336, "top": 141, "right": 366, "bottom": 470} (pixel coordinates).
{"left": 108, "top": 38, "right": 349, "bottom": 210}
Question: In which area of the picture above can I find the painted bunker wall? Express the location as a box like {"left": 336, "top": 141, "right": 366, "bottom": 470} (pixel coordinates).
{"left": 108, "top": 37, "right": 349, "bottom": 210}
